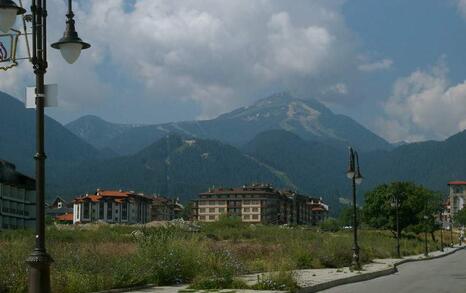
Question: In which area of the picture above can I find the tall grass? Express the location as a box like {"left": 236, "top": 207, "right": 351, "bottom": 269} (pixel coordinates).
{"left": 0, "top": 221, "right": 454, "bottom": 292}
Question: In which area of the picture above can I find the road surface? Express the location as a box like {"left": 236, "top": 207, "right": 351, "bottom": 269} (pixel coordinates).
{"left": 321, "top": 249, "right": 466, "bottom": 293}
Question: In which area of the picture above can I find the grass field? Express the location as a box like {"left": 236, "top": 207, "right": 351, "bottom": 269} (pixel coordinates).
{"left": 0, "top": 218, "right": 455, "bottom": 293}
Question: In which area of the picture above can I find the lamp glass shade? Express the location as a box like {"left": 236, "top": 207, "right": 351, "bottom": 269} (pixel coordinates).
{"left": 355, "top": 177, "right": 363, "bottom": 185}
{"left": 59, "top": 42, "right": 82, "bottom": 64}
{"left": 346, "top": 170, "right": 355, "bottom": 179}
{"left": 0, "top": 7, "right": 17, "bottom": 33}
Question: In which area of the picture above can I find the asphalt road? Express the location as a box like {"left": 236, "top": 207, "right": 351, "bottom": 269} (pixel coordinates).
{"left": 321, "top": 248, "right": 466, "bottom": 293}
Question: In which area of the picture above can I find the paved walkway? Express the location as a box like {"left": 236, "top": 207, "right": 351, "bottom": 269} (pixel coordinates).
{"left": 320, "top": 248, "right": 466, "bottom": 293}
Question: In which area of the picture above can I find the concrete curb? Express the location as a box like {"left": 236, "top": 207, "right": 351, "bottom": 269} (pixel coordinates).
{"left": 94, "top": 283, "right": 159, "bottom": 293}
{"left": 298, "top": 246, "right": 465, "bottom": 293}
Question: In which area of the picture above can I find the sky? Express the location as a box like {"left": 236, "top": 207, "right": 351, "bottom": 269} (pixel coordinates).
{"left": 1, "top": 0, "right": 466, "bottom": 143}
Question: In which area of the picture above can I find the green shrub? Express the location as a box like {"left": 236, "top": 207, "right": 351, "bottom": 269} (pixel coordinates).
{"left": 252, "top": 271, "right": 299, "bottom": 292}
{"left": 319, "top": 218, "right": 341, "bottom": 232}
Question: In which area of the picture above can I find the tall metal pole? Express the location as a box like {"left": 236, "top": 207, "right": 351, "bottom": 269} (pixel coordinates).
{"left": 424, "top": 231, "right": 428, "bottom": 256}
{"left": 424, "top": 218, "right": 428, "bottom": 257}
{"left": 395, "top": 196, "right": 400, "bottom": 258}
{"left": 440, "top": 224, "right": 444, "bottom": 252}
{"left": 450, "top": 222, "right": 454, "bottom": 247}
{"left": 351, "top": 151, "right": 360, "bottom": 269}
{"left": 26, "top": 0, "right": 53, "bottom": 292}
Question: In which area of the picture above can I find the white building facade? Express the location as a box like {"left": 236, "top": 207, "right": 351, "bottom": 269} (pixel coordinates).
{"left": 449, "top": 181, "right": 466, "bottom": 215}
{"left": 73, "top": 190, "right": 151, "bottom": 224}
{"left": 0, "top": 160, "right": 36, "bottom": 230}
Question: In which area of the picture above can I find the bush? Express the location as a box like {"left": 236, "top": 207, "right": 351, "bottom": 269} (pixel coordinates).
{"left": 252, "top": 271, "right": 299, "bottom": 292}
{"left": 319, "top": 218, "right": 340, "bottom": 232}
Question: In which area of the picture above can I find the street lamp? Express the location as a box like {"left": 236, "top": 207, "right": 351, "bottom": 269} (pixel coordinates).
{"left": 0, "top": 0, "right": 25, "bottom": 32}
{"left": 0, "top": 1, "right": 90, "bottom": 292}
{"left": 423, "top": 215, "right": 429, "bottom": 257}
{"left": 391, "top": 194, "right": 401, "bottom": 258}
{"left": 347, "top": 147, "right": 363, "bottom": 269}
{"left": 51, "top": 0, "right": 90, "bottom": 64}
{"left": 450, "top": 222, "right": 454, "bottom": 247}
{"left": 438, "top": 210, "right": 444, "bottom": 252}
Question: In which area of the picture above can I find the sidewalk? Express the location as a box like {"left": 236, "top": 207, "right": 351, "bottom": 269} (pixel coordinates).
{"left": 115, "top": 245, "right": 464, "bottom": 293}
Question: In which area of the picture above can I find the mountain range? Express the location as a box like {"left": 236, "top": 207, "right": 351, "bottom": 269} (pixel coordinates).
{"left": 66, "top": 92, "right": 392, "bottom": 155}
{"left": 1, "top": 90, "right": 464, "bottom": 214}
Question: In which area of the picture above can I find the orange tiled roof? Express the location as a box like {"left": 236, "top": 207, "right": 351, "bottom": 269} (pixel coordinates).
{"left": 56, "top": 213, "right": 73, "bottom": 221}
{"left": 311, "top": 207, "right": 325, "bottom": 212}
{"left": 97, "top": 190, "right": 133, "bottom": 197}
{"left": 448, "top": 181, "right": 466, "bottom": 185}
{"left": 74, "top": 189, "right": 152, "bottom": 203}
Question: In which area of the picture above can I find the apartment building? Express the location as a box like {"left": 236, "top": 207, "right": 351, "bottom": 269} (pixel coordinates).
{"left": 192, "top": 184, "right": 328, "bottom": 225}
{"left": 0, "top": 160, "right": 36, "bottom": 230}
{"left": 448, "top": 181, "right": 466, "bottom": 215}
{"left": 73, "top": 189, "right": 152, "bottom": 224}
{"left": 151, "top": 195, "right": 184, "bottom": 221}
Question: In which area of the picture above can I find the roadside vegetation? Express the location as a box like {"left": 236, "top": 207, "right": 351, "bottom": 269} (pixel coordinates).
{"left": 0, "top": 215, "right": 453, "bottom": 293}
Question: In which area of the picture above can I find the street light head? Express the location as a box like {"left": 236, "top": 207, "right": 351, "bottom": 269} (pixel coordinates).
{"left": 346, "top": 147, "right": 355, "bottom": 179}
{"left": 0, "top": 0, "right": 25, "bottom": 33}
{"left": 52, "top": 38, "right": 89, "bottom": 64}
{"left": 51, "top": 0, "right": 90, "bottom": 64}
{"left": 354, "top": 151, "right": 363, "bottom": 184}
{"left": 355, "top": 176, "right": 363, "bottom": 185}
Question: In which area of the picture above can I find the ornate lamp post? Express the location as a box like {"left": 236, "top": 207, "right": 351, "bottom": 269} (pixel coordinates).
{"left": 439, "top": 210, "right": 444, "bottom": 252}
{"left": 423, "top": 214, "right": 429, "bottom": 257}
{"left": 450, "top": 222, "right": 454, "bottom": 247}
{"left": 391, "top": 194, "right": 401, "bottom": 258}
{"left": 346, "top": 147, "right": 363, "bottom": 269}
{"left": 0, "top": 1, "right": 90, "bottom": 292}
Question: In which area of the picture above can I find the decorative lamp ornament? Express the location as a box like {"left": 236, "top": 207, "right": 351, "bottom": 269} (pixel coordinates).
{"left": 346, "top": 147, "right": 355, "bottom": 179}
{"left": 51, "top": 0, "right": 90, "bottom": 63}
{"left": 0, "top": 0, "right": 25, "bottom": 33}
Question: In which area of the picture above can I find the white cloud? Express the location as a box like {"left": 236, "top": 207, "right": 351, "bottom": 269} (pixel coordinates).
{"left": 457, "top": 0, "right": 466, "bottom": 18}
{"left": 76, "top": 0, "right": 354, "bottom": 120}
{"left": 0, "top": 0, "right": 358, "bottom": 122}
{"left": 377, "top": 59, "right": 466, "bottom": 142}
{"left": 358, "top": 58, "right": 393, "bottom": 72}
{"left": 322, "top": 83, "right": 348, "bottom": 95}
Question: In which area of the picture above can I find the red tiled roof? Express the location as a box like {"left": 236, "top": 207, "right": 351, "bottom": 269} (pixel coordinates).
{"left": 311, "top": 207, "right": 325, "bottom": 212}
{"left": 98, "top": 190, "right": 133, "bottom": 197}
{"left": 448, "top": 181, "right": 466, "bottom": 185}
{"left": 74, "top": 189, "right": 152, "bottom": 203}
{"left": 56, "top": 213, "right": 73, "bottom": 222}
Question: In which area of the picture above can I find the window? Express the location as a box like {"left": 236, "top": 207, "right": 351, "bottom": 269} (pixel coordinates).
{"left": 243, "top": 200, "right": 250, "bottom": 205}
{"left": 199, "top": 215, "right": 206, "bottom": 220}
{"left": 199, "top": 200, "right": 207, "bottom": 206}
{"left": 107, "top": 202, "right": 113, "bottom": 220}
{"left": 252, "top": 215, "right": 259, "bottom": 220}
{"left": 83, "top": 202, "right": 90, "bottom": 219}
{"left": 252, "top": 207, "right": 259, "bottom": 212}
{"left": 209, "top": 208, "right": 215, "bottom": 213}
{"left": 209, "top": 215, "right": 215, "bottom": 220}
{"left": 218, "top": 200, "right": 226, "bottom": 205}
{"left": 122, "top": 202, "right": 128, "bottom": 220}
{"left": 99, "top": 202, "right": 104, "bottom": 219}
{"left": 219, "top": 208, "right": 225, "bottom": 213}
{"left": 244, "top": 215, "right": 250, "bottom": 220}
{"left": 209, "top": 201, "right": 216, "bottom": 205}
{"left": 244, "top": 207, "right": 250, "bottom": 212}
{"left": 199, "top": 208, "right": 206, "bottom": 213}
